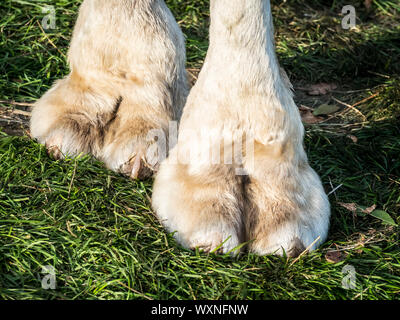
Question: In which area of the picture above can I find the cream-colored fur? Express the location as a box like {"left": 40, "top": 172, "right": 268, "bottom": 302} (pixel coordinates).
{"left": 30, "top": 0, "right": 188, "bottom": 179}
{"left": 152, "top": 0, "right": 330, "bottom": 256}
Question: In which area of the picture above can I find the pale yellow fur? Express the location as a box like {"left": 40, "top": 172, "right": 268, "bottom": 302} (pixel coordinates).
{"left": 30, "top": 0, "right": 188, "bottom": 179}
{"left": 152, "top": 0, "right": 331, "bottom": 256}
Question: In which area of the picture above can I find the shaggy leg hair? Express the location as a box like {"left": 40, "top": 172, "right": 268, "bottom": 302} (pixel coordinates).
{"left": 152, "top": 0, "right": 331, "bottom": 256}
{"left": 30, "top": 0, "right": 188, "bottom": 179}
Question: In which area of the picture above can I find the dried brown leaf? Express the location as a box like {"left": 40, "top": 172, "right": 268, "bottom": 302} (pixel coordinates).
{"left": 338, "top": 202, "right": 358, "bottom": 212}
{"left": 298, "top": 105, "right": 324, "bottom": 124}
{"left": 307, "top": 83, "right": 338, "bottom": 96}
{"left": 362, "top": 204, "right": 377, "bottom": 214}
{"left": 346, "top": 135, "right": 358, "bottom": 143}
{"left": 325, "top": 250, "right": 347, "bottom": 263}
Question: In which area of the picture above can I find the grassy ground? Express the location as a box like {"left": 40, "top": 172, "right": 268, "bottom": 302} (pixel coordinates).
{"left": 0, "top": 0, "right": 399, "bottom": 300}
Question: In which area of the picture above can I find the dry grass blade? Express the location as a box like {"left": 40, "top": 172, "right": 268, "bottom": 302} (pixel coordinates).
{"left": 289, "top": 236, "right": 321, "bottom": 266}
{"left": 332, "top": 97, "right": 367, "bottom": 121}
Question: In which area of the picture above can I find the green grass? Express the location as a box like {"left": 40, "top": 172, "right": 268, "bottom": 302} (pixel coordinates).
{"left": 1, "top": 0, "right": 400, "bottom": 300}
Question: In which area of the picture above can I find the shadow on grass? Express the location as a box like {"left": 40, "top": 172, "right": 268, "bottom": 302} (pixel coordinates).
{"left": 305, "top": 119, "right": 400, "bottom": 240}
